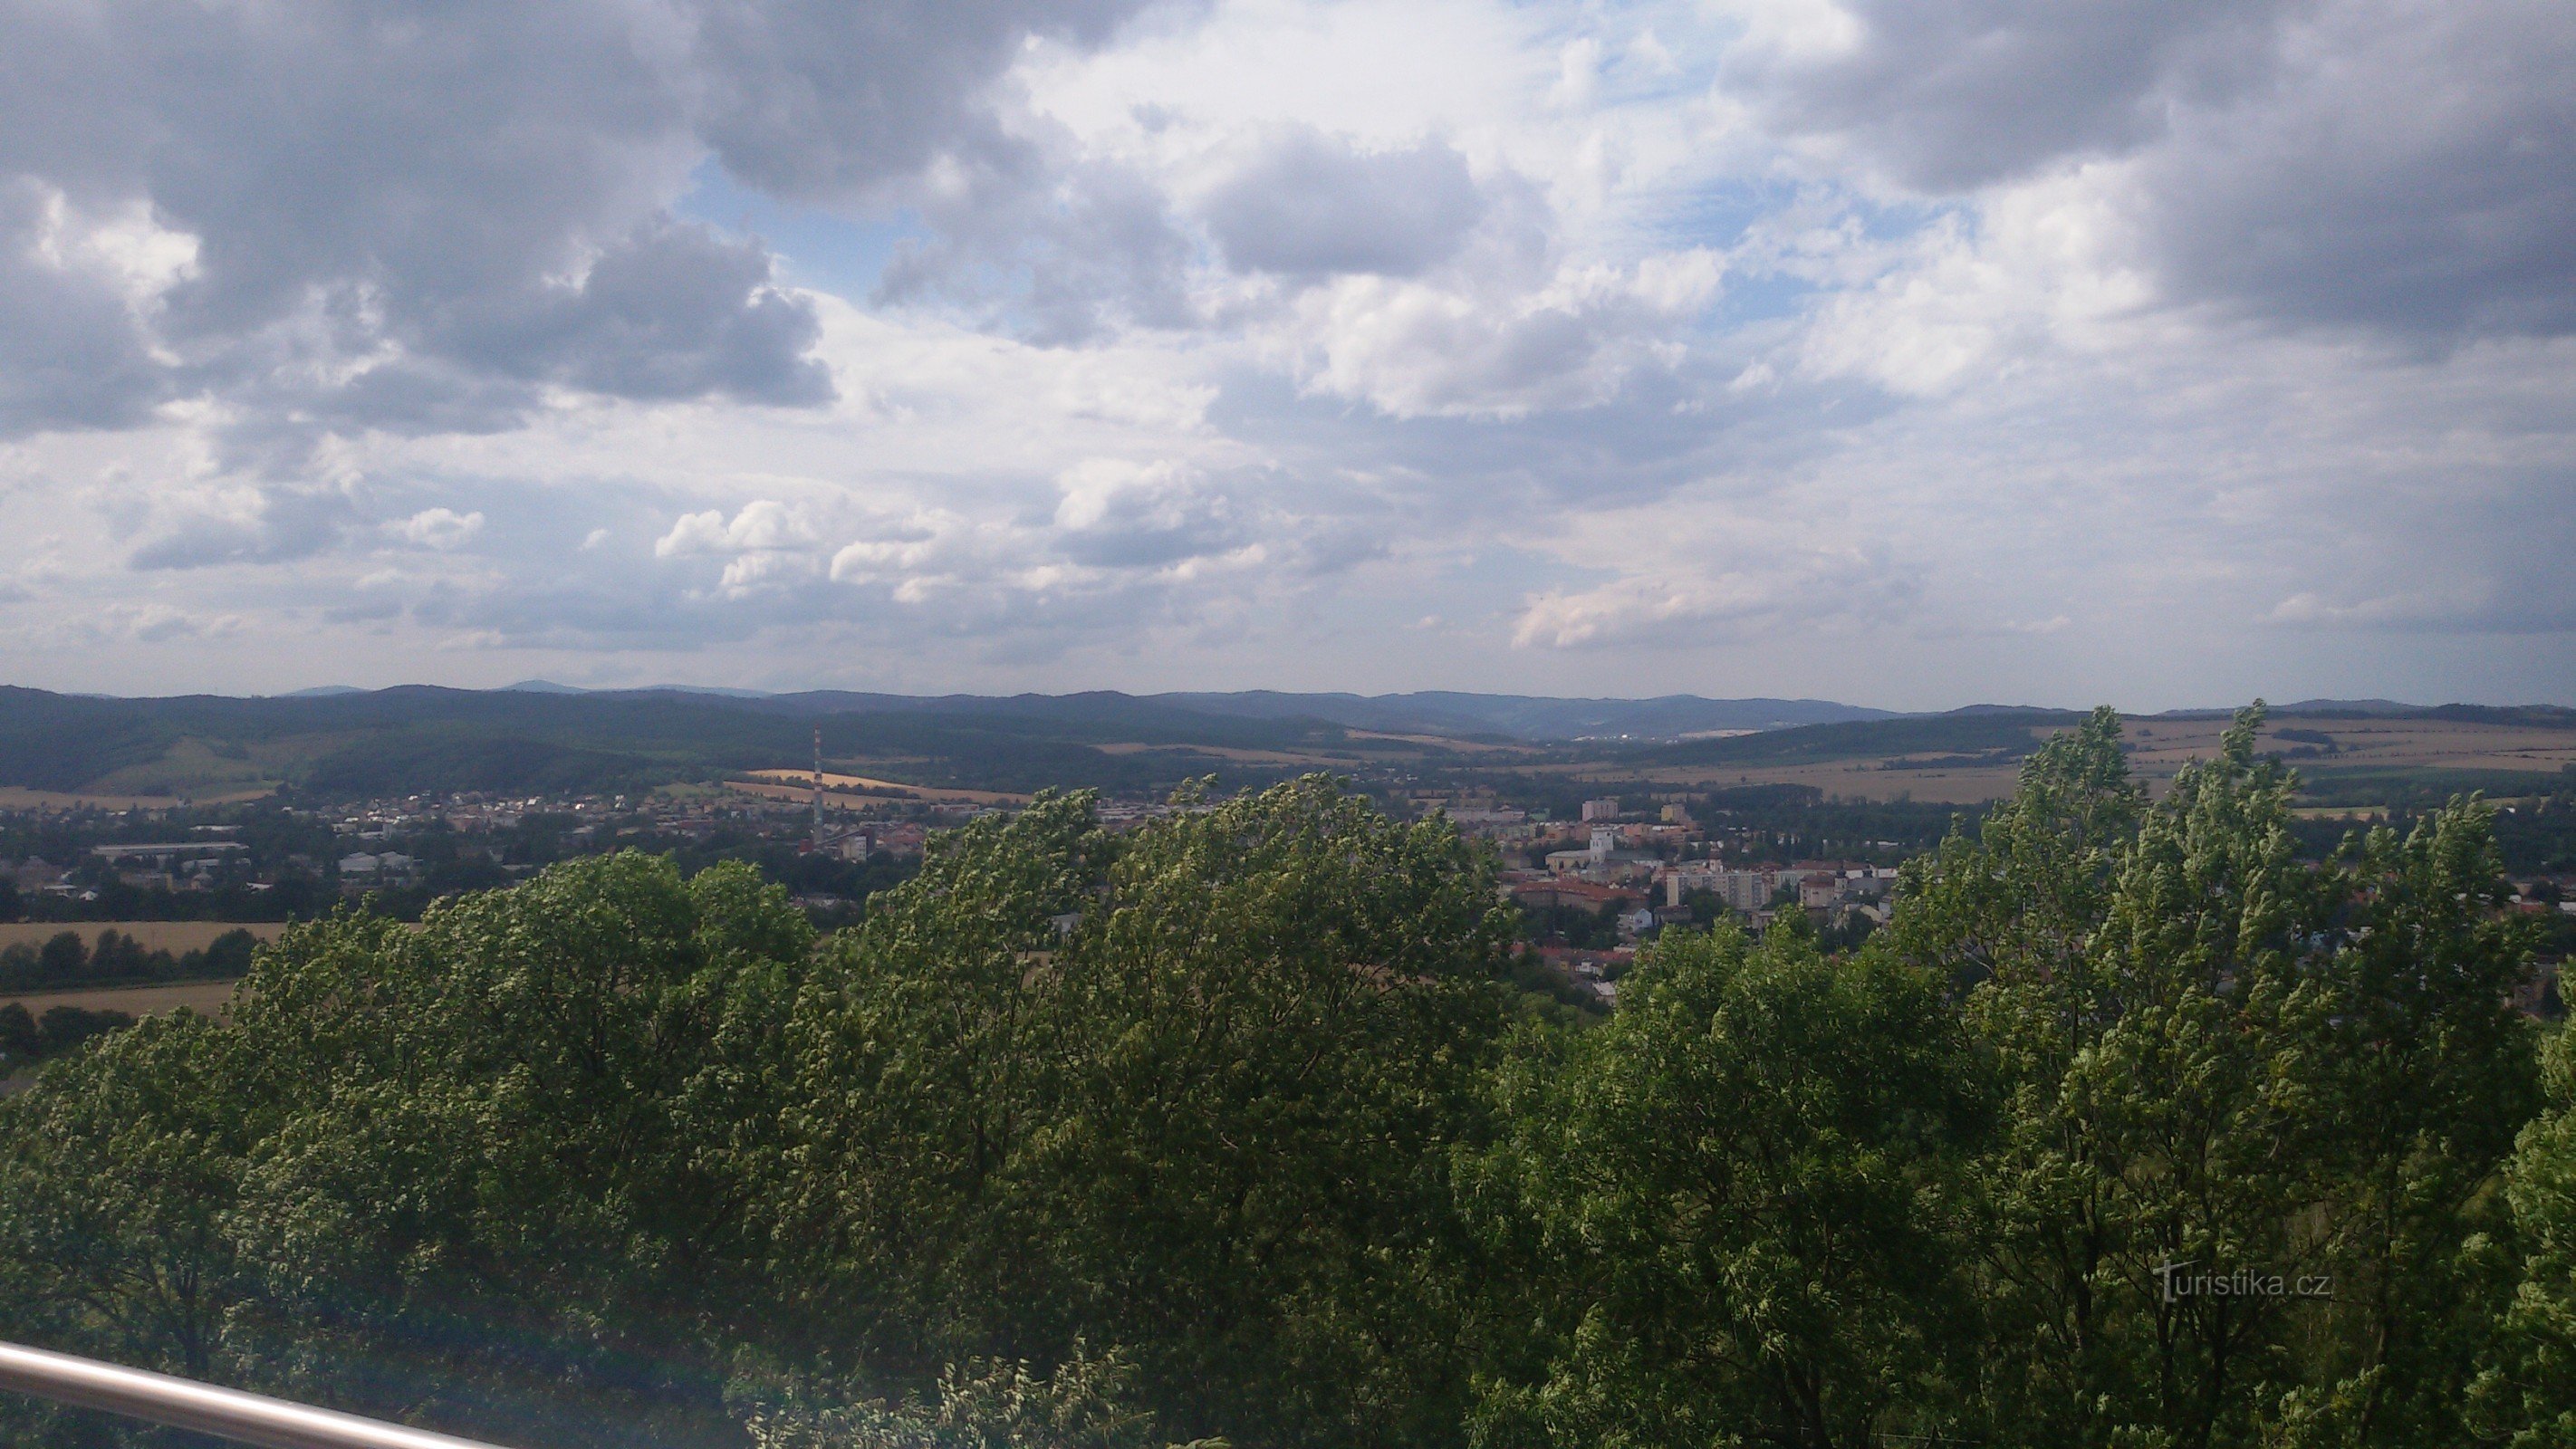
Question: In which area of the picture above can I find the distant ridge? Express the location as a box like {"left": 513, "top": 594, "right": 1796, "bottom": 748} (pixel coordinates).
{"left": 2275, "top": 698, "right": 2424, "bottom": 715}
{"left": 1147, "top": 691, "right": 1899, "bottom": 740}
{"left": 279, "top": 685, "right": 364, "bottom": 697}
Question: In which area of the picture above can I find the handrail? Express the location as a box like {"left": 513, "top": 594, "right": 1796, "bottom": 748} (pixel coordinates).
{"left": 0, "top": 1340, "right": 514, "bottom": 1449}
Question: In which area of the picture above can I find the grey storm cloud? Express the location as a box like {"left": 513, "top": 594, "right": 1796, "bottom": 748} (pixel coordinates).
{"left": 873, "top": 139, "right": 1197, "bottom": 345}
{"left": 2140, "top": 0, "right": 2576, "bottom": 341}
{"left": 0, "top": 0, "right": 1166, "bottom": 443}
{"left": 455, "top": 218, "right": 834, "bottom": 406}
{"left": 1741, "top": 0, "right": 2298, "bottom": 192}
{"left": 1202, "top": 130, "right": 1487, "bottom": 278}
{"left": 0, "top": 179, "right": 166, "bottom": 437}
{"left": 125, "top": 486, "right": 363, "bottom": 571}
{"left": 687, "top": 0, "right": 1164, "bottom": 199}
{"left": 1743, "top": 0, "right": 2576, "bottom": 344}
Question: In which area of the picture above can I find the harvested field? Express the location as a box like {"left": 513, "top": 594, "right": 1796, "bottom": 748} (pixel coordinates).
{"left": 0, "top": 921, "right": 288, "bottom": 953}
{"left": 0, "top": 978, "right": 239, "bottom": 1018}
{"left": 735, "top": 770, "right": 1028, "bottom": 807}
{"left": 1091, "top": 742, "right": 1364, "bottom": 765}
{"left": 0, "top": 786, "right": 214, "bottom": 811}
{"left": 1544, "top": 713, "right": 2575, "bottom": 805}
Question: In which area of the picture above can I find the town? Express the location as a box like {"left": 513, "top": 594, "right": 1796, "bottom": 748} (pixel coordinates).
{"left": 6, "top": 760, "right": 2570, "bottom": 1039}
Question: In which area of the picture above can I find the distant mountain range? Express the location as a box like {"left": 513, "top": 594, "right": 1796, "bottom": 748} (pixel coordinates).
{"left": 1, "top": 685, "right": 2565, "bottom": 803}
{"left": 472, "top": 683, "right": 1902, "bottom": 740}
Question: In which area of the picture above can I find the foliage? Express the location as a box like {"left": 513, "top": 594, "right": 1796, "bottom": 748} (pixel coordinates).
{"left": 0, "top": 747, "right": 2565, "bottom": 1449}
{"left": 0, "top": 926, "right": 260, "bottom": 991}
{"left": 1467, "top": 914, "right": 1984, "bottom": 1449}
{"left": 743, "top": 1341, "right": 1222, "bottom": 1449}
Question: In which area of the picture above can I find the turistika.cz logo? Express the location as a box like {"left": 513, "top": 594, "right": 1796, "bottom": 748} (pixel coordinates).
{"left": 2153, "top": 1260, "right": 2332, "bottom": 1304}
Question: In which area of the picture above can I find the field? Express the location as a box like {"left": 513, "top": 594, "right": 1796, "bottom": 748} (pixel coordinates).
{"left": 1552, "top": 712, "right": 2576, "bottom": 805}
{"left": 1575, "top": 758, "right": 2031, "bottom": 804}
{"left": 732, "top": 771, "right": 1031, "bottom": 808}
{"left": 0, "top": 785, "right": 176, "bottom": 810}
{"left": 0, "top": 978, "right": 239, "bottom": 1017}
{"left": 0, "top": 921, "right": 288, "bottom": 953}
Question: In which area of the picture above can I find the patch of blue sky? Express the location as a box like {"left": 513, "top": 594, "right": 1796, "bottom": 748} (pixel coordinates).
{"left": 672, "top": 159, "right": 928, "bottom": 301}
{"left": 1709, "top": 273, "right": 1817, "bottom": 327}
{"left": 1650, "top": 177, "right": 1805, "bottom": 250}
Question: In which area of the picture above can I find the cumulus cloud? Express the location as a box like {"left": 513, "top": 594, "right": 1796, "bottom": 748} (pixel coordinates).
{"left": 1202, "top": 130, "right": 1486, "bottom": 278}
{"left": 126, "top": 485, "right": 362, "bottom": 572}
{"left": 389, "top": 509, "right": 487, "bottom": 551}
{"left": 0, "top": 180, "right": 170, "bottom": 437}
{"left": 0, "top": 0, "right": 2564, "bottom": 704}
{"left": 2139, "top": 0, "right": 2576, "bottom": 341}
{"left": 1511, "top": 545, "right": 1921, "bottom": 650}
{"left": 1735, "top": 0, "right": 2576, "bottom": 345}
{"left": 686, "top": 0, "right": 1162, "bottom": 199}
{"left": 872, "top": 141, "right": 1196, "bottom": 344}
{"left": 1734, "top": 0, "right": 2297, "bottom": 191}
{"left": 0, "top": 0, "right": 1177, "bottom": 445}
{"left": 1052, "top": 457, "right": 1247, "bottom": 568}
{"left": 656, "top": 500, "right": 826, "bottom": 593}
{"left": 1284, "top": 252, "right": 1723, "bottom": 417}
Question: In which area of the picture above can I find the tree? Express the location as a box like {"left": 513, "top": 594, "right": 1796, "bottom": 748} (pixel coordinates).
{"left": 0, "top": 1000, "right": 35, "bottom": 1064}
{"left": 1889, "top": 705, "right": 2542, "bottom": 1447}
{"left": 1470, "top": 915, "right": 1985, "bottom": 1449}
{"left": 2473, "top": 1031, "right": 2576, "bottom": 1448}
{"left": 751, "top": 778, "right": 1520, "bottom": 1448}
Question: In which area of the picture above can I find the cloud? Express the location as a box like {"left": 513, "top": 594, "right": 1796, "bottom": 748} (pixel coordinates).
{"left": 0, "top": 0, "right": 2565, "bottom": 706}
{"left": 872, "top": 141, "right": 1196, "bottom": 344}
{"left": 1052, "top": 457, "right": 1246, "bottom": 567}
{"left": 655, "top": 499, "right": 826, "bottom": 593}
{"left": 2138, "top": 0, "right": 2576, "bottom": 341}
{"left": 1202, "top": 130, "right": 1485, "bottom": 278}
{"left": 101, "top": 603, "right": 245, "bottom": 644}
{"left": 442, "top": 218, "right": 835, "bottom": 408}
{"left": 1734, "top": 0, "right": 2297, "bottom": 192}
{"left": 0, "top": 180, "right": 171, "bottom": 437}
{"left": 1511, "top": 545, "right": 1921, "bottom": 650}
{"left": 1283, "top": 251, "right": 1723, "bottom": 417}
{"left": 0, "top": 0, "right": 1174, "bottom": 446}
{"left": 685, "top": 0, "right": 1165, "bottom": 199}
{"left": 389, "top": 509, "right": 487, "bottom": 551}
{"left": 126, "top": 485, "right": 362, "bottom": 571}
{"left": 2268, "top": 581, "right": 2576, "bottom": 635}
{"left": 1734, "top": 0, "right": 2576, "bottom": 345}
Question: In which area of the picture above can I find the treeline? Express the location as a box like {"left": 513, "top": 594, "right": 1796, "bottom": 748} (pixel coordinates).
{"left": 0, "top": 926, "right": 260, "bottom": 993}
{"left": 0, "top": 1002, "right": 134, "bottom": 1072}
{"left": 3, "top": 711, "right": 2574, "bottom": 1449}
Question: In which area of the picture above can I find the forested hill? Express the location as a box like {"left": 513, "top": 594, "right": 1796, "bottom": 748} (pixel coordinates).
{"left": 0, "top": 685, "right": 1898, "bottom": 801}
{"left": 0, "top": 686, "right": 1361, "bottom": 799}
{"left": 2, "top": 686, "right": 2566, "bottom": 804}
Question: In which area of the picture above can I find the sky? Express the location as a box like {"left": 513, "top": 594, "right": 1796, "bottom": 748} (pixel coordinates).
{"left": 0, "top": 0, "right": 2569, "bottom": 711}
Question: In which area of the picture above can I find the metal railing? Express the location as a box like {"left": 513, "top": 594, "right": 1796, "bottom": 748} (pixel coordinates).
{"left": 0, "top": 1340, "right": 513, "bottom": 1449}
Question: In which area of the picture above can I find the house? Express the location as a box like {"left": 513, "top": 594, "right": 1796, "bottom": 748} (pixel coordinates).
{"left": 1580, "top": 798, "right": 1621, "bottom": 821}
